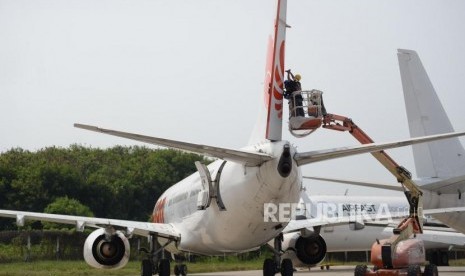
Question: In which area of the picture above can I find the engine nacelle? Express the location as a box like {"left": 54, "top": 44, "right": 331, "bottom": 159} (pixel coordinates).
{"left": 83, "top": 228, "right": 130, "bottom": 269}
{"left": 282, "top": 232, "right": 327, "bottom": 267}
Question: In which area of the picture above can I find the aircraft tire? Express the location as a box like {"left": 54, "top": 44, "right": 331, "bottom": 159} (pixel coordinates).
{"left": 407, "top": 264, "right": 421, "bottom": 276}
{"left": 440, "top": 251, "right": 449, "bottom": 266}
{"left": 263, "top": 258, "right": 276, "bottom": 276}
{"left": 280, "top": 259, "right": 293, "bottom": 276}
{"left": 181, "top": 264, "right": 187, "bottom": 276}
{"left": 141, "top": 259, "right": 153, "bottom": 276}
{"left": 159, "top": 259, "right": 170, "bottom": 276}
{"left": 424, "top": 264, "right": 438, "bottom": 276}
{"left": 354, "top": 264, "right": 367, "bottom": 276}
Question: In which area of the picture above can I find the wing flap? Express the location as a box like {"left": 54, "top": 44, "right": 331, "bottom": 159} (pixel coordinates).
{"left": 0, "top": 209, "right": 180, "bottom": 239}
{"left": 74, "top": 124, "right": 273, "bottom": 166}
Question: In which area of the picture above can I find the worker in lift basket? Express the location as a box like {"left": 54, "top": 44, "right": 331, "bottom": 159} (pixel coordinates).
{"left": 284, "top": 70, "right": 305, "bottom": 117}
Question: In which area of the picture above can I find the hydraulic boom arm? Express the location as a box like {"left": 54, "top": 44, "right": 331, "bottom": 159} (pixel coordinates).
{"left": 322, "top": 113, "right": 423, "bottom": 232}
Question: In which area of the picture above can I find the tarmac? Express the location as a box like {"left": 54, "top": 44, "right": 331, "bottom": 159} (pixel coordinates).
{"left": 191, "top": 266, "right": 465, "bottom": 276}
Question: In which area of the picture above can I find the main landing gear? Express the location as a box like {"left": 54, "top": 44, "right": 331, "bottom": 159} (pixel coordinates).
{"left": 263, "top": 234, "right": 294, "bottom": 276}
{"left": 174, "top": 263, "right": 188, "bottom": 276}
{"left": 140, "top": 233, "right": 182, "bottom": 276}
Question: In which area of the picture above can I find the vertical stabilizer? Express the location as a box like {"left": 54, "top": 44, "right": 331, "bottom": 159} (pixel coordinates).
{"left": 397, "top": 49, "right": 465, "bottom": 179}
{"left": 249, "top": 0, "right": 287, "bottom": 144}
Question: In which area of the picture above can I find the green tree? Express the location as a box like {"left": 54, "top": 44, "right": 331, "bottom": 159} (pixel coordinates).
{"left": 42, "top": 196, "right": 94, "bottom": 230}
{"left": 0, "top": 145, "right": 207, "bottom": 230}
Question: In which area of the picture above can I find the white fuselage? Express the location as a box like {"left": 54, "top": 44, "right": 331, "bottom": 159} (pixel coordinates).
{"left": 283, "top": 195, "right": 465, "bottom": 268}
{"left": 153, "top": 140, "right": 302, "bottom": 255}
{"left": 308, "top": 196, "right": 465, "bottom": 252}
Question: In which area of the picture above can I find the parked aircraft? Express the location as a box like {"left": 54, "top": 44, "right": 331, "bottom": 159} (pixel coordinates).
{"left": 280, "top": 194, "right": 465, "bottom": 268}
{"left": 0, "top": 2, "right": 464, "bottom": 276}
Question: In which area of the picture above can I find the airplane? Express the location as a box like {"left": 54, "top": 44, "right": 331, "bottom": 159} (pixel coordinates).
{"left": 280, "top": 193, "right": 465, "bottom": 269}
{"left": 1, "top": 1, "right": 465, "bottom": 276}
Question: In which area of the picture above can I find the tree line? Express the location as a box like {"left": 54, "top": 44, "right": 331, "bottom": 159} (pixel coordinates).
{"left": 0, "top": 145, "right": 207, "bottom": 230}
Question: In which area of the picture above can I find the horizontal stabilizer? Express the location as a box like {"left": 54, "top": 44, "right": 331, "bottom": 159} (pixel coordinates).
{"left": 303, "top": 176, "right": 402, "bottom": 192}
{"left": 304, "top": 175, "right": 465, "bottom": 195}
{"left": 423, "top": 206, "right": 465, "bottom": 216}
{"left": 417, "top": 175, "right": 465, "bottom": 194}
{"left": 294, "top": 131, "right": 465, "bottom": 166}
{"left": 74, "top": 124, "right": 273, "bottom": 166}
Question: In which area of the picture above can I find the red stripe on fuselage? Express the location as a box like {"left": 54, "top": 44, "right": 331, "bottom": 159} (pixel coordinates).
{"left": 153, "top": 197, "right": 166, "bottom": 223}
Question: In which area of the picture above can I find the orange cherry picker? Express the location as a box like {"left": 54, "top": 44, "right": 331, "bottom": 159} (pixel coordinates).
{"left": 287, "top": 92, "right": 438, "bottom": 276}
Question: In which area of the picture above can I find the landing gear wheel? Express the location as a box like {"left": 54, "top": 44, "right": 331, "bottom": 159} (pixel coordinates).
{"left": 280, "top": 259, "right": 293, "bottom": 276}
{"left": 263, "top": 258, "right": 276, "bottom": 276}
{"left": 180, "top": 264, "right": 187, "bottom": 276}
{"left": 354, "top": 264, "right": 367, "bottom": 276}
{"left": 141, "top": 259, "right": 153, "bottom": 276}
{"left": 159, "top": 259, "right": 170, "bottom": 276}
{"left": 440, "top": 251, "right": 449, "bottom": 266}
{"left": 407, "top": 264, "right": 421, "bottom": 276}
{"left": 424, "top": 264, "right": 438, "bottom": 276}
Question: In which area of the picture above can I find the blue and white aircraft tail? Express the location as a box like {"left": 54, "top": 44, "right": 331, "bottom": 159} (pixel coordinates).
{"left": 398, "top": 49, "right": 465, "bottom": 181}
{"left": 398, "top": 49, "right": 465, "bottom": 232}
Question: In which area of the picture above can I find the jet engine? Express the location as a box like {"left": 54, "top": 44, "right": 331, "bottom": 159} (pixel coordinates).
{"left": 281, "top": 232, "right": 327, "bottom": 267}
{"left": 83, "top": 228, "right": 130, "bottom": 269}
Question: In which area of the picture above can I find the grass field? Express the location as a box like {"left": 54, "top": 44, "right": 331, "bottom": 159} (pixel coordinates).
{"left": 1, "top": 258, "right": 464, "bottom": 276}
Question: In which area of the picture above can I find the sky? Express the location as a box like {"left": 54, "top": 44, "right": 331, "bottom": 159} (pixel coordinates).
{"left": 1, "top": 0, "right": 465, "bottom": 196}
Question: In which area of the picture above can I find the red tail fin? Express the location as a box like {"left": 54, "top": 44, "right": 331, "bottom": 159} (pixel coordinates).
{"left": 264, "top": 0, "right": 287, "bottom": 141}
{"left": 248, "top": 0, "right": 288, "bottom": 145}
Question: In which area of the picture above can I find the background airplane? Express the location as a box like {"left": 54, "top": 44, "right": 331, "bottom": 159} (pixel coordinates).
{"left": 1, "top": 2, "right": 465, "bottom": 276}
{"left": 280, "top": 194, "right": 465, "bottom": 268}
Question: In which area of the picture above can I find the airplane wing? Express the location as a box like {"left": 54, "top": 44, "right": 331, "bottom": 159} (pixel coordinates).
{"left": 74, "top": 124, "right": 273, "bottom": 167}
{"left": 284, "top": 207, "right": 465, "bottom": 234}
{"left": 283, "top": 213, "right": 397, "bottom": 234}
{"left": 294, "top": 131, "right": 465, "bottom": 166}
{"left": 382, "top": 226, "right": 465, "bottom": 247}
{"left": 0, "top": 209, "right": 180, "bottom": 240}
